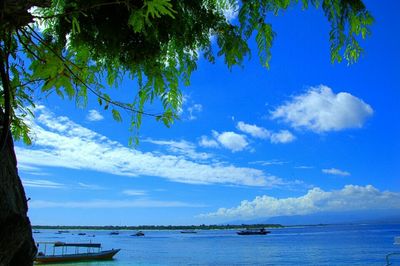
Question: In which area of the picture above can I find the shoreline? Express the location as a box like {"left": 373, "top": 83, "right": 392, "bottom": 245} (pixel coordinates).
{"left": 32, "top": 224, "right": 283, "bottom": 231}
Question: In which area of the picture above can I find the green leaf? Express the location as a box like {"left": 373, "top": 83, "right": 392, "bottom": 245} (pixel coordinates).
{"left": 144, "top": 0, "right": 176, "bottom": 19}
{"left": 71, "top": 16, "right": 81, "bottom": 34}
{"left": 255, "top": 23, "right": 275, "bottom": 69}
{"left": 128, "top": 10, "right": 145, "bottom": 33}
{"left": 112, "top": 109, "right": 122, "bottom": 122}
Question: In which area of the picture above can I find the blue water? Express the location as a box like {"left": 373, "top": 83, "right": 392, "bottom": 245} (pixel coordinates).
{"left": 33, "top": 224, "right": 400, "bottom": 265}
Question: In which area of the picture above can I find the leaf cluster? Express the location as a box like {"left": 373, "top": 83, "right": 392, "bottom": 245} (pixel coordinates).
{"left": 1, "top": 0, "right": 373, "bottom": 145}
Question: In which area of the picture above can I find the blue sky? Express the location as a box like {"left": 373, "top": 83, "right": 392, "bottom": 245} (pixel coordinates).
{"left": 18, "top": 1, "right": 399, "bottom": 226}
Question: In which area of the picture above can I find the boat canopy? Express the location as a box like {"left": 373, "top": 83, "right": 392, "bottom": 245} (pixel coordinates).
{"left": 53, "top": 242, "right": 101, "bottom": 248}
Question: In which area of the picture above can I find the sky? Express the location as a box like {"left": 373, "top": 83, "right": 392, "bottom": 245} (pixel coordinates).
{"left": 17, "top": 1, "right": 400, "bottom": 226}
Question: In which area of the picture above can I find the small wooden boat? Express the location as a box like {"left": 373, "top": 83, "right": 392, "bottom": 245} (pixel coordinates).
{"left": 237, "top": 228, "right": 270, "bottom": 235}
{"left": 35, "top": 242, "right": 120, "bottom": 264}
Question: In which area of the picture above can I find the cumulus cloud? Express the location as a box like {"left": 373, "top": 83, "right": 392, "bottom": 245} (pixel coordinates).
{"left": 16, "top": 106, "right": 269, "bottom": 187}
{"left": 322, "top": 168, "right": 351, "bottom": 176}
{"left": 212, "top": 131, "right": 248, "bottom": 152}
{"left": 199, "top": 136, "right": 220, "bottom": 148}
{"left": 236, "top": 122, "right": 295, "bottom": 144}
{"left": 237, "top": 121, "right": 271, "bottom": 139}
{"left": 86, "top": 110, "right": 104, "bottom": 121}
{"left": 201, "top": 185, "right": 400, "bottom": 219}
{"left": 270, "top": 130, "right": 296, "bottom": 144}
{"left": 271, "top": 85, "right": 373, "bottom": 132}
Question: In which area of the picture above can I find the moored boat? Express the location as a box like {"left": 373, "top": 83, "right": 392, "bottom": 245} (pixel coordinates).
{"left": 237, "top": 228, "right": 270, "bottom": 235}
{"left": 180, "top": 230, "right": 197, "bottom": 234}
{"left": 132, "top": 231, "right": 145, "bottom": 236}
{"left": 35, "top": 242, "right": 120, "bottom": 264}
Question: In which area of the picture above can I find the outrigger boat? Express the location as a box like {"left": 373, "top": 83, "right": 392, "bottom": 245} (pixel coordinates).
{"left": 35, "top": 242, "right": 120, "bottom": 264}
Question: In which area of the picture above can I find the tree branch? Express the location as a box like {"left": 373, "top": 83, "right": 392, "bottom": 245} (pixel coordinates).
{"left": 24, "top": 25, "right": 164, "bottom": 119}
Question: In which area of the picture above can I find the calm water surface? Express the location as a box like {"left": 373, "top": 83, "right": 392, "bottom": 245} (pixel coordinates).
{"left": 34, "top": 224, "right": 400, "bottom": 265}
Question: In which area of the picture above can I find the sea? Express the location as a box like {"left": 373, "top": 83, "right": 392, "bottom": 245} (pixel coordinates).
{"left": 33, "top": 223, "right": 400, "bottom": 265}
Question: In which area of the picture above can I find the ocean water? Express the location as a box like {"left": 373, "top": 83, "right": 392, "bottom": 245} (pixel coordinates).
{"left": 33, "top": 224, "right": 400, "bottom": 265}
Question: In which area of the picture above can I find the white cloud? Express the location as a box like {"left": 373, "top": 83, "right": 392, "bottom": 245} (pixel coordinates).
{"left": 199, "top": 135, "right": 220, "bottom": 148}
{"left": 16, "top": 106, "right": 269, "bottom": 187}
{"left": 322, "top": 168, "right": 351, "bottom": 176}
{"left": 219, "top": 0, "right": 238, "bottom": 22}
{"left": 22, "top": 178, "right": 65, "bottom": 189}
{"left": 187, "top": 104, "right": 203, "bottom": 121}
{"left": 271, "top": 85, "right": 373, "bottom": 132}
{"left": 237, "top": 121, "right": 270, "bottom": 139}
{"left": 179, "top": 95, "right": 203, "bottom": 121}
{"left": 145, "top": 139, "right": 212, "bottom": 160}
{"left": 29, "top": 199, "right": 206, "bottom": 208}
{"left": 122, "top": 190, "right": 147, "bottom": 196}
{"left": 201, "top": 185, "right": 400, "bottom": 219}
{"left": 295, "top": 165, "right": 314, "bottom": 169}
{"left": 250, "top": 160, "right": 287, "bottom": 166}
{"left": 236, "top": 121, "right": 295, "bottom": 144}
{"left": 212, "top": 131, "right": 248, "bottom": 152}
{"left": 270, "top": 130, "right": 296, "bottom": 144}
{"left": 77, "top": 182, "right": 105, "bottom": 190}
{"left": 86, "top": 110, "right": 104, "bottom": 122}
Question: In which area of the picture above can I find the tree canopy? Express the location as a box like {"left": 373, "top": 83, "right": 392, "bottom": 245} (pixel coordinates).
{"left": 0, "top": 0, "right": 373, "bottom": 148}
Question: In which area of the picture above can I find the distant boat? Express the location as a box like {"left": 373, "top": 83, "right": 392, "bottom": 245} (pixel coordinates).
{"left": 237, "top": 228, "right": 270, "bottom": 235}
{"left": 132, "top": 231, "right": 145, "bottom": 236}
{"left": 57, "top": 230, "right": 70, "bottom": 234}
{"left": 35, "top": 242, "right": 120, "bottom": 264}
{"left": 109, "top": 231, "right": 119, "bottom": 235}
{"left": 180, "top": 230, "right": 197, "bottom": 234}
{"left": 78, "top": 233, "right": 86, "bottom": 236}
{"left": 33, "top": 230, "right": 41, "bottom": 234}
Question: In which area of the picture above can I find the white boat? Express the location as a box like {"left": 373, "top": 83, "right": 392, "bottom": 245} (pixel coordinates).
{"left": 35, "top": 242, "right": 120, "bottom": 264}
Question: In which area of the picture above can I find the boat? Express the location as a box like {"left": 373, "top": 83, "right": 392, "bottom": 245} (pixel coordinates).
{"left": 180, "top": 230, "right": 197, "bottom": 234}
{"left": 132, "top": 231, "right": 145, "bottom": 236}
{"left": 35, "top": 242, "right": 120, "bottom": 264}
{"left": 385, "top": 237, "right": 400, "bottom": 265}
{"left": 109, "top": 231, "right": 119, "bottom": 235}
{"left": 78, "top": 232, "right": 86, "bottom": 236}
{"left": 237, "top": 228, "right": 270, "bottom": 235}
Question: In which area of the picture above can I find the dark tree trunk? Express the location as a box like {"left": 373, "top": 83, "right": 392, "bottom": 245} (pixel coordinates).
{"left": 0, "top": 112, "right": 36, "bottom": 265}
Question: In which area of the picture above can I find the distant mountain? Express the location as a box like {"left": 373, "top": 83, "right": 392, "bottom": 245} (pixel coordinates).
{"left": 227, "top": 210, "right": 400, "bottom": 226}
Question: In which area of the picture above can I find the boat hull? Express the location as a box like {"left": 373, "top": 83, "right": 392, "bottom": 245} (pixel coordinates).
{"left": 35, "top": 249, "right": 120, "bottom": 264}
{"left": 237, "top": 231, "right": 269, "bottom": 235}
